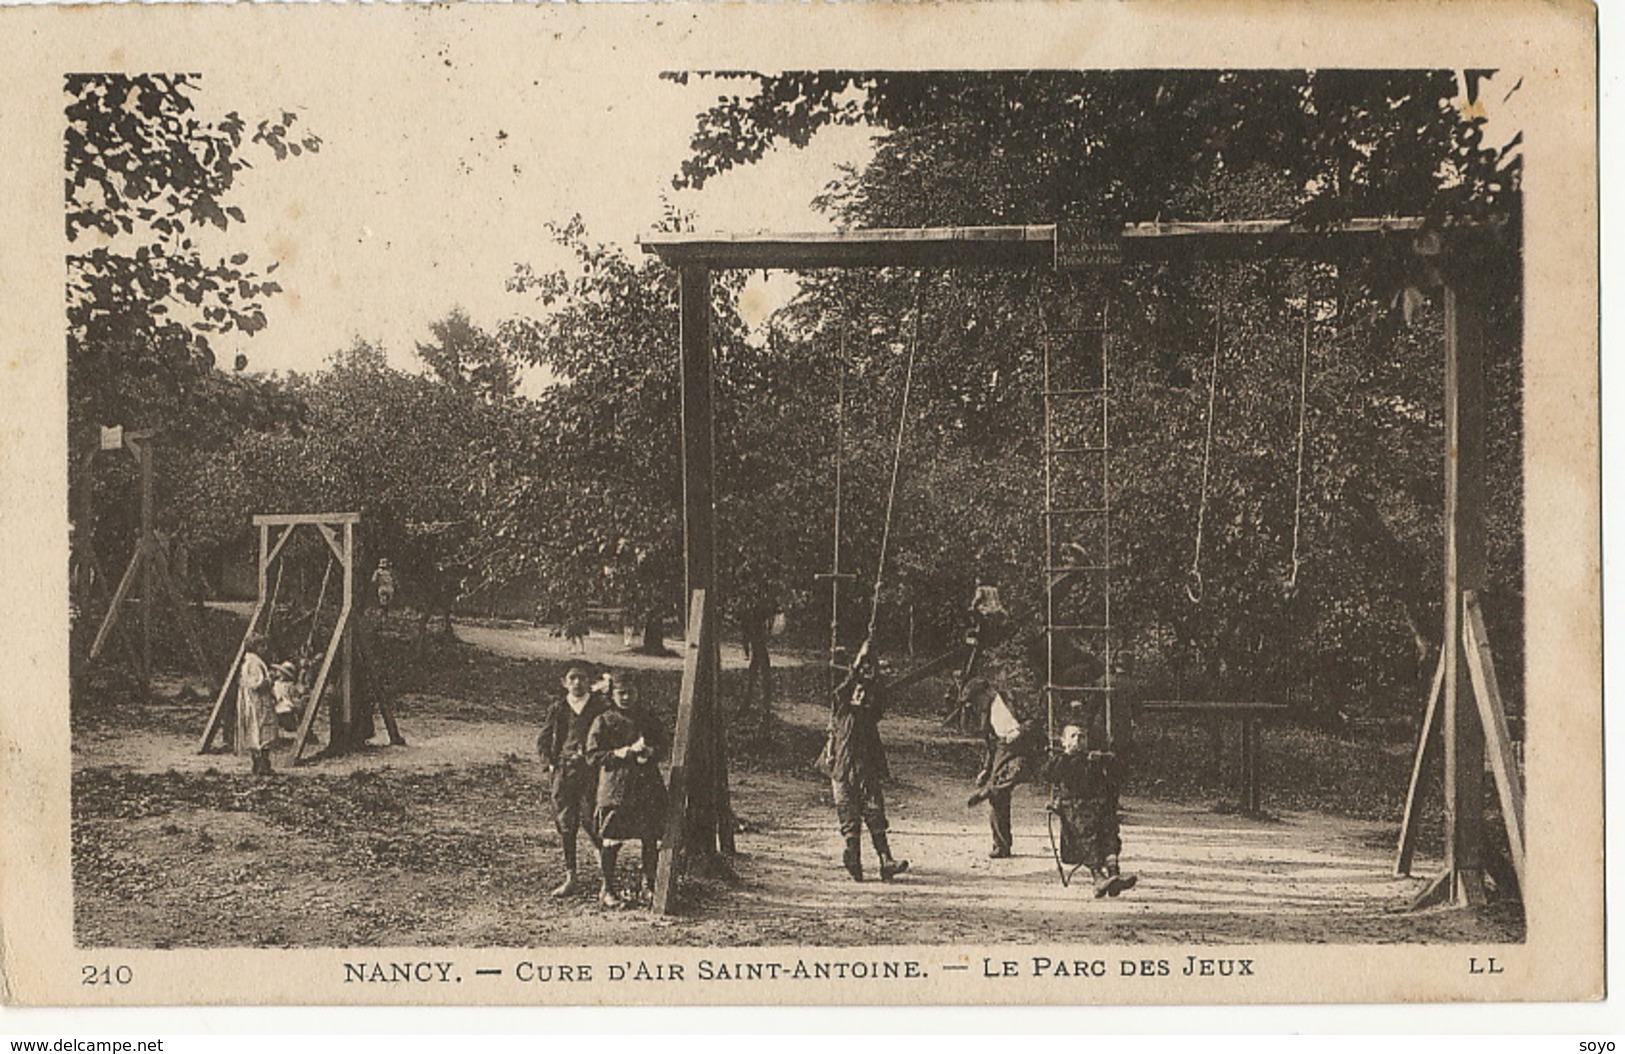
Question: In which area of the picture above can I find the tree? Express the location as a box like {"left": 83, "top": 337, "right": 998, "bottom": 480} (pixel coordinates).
{"left": 667, "top": 70, "right": 1524, "bottom": 719}
{"left": 416, "top": 306, "right": 519, "bottom": 403}
{"left": 66, "top": 73, "right": 319, "bottom": 442}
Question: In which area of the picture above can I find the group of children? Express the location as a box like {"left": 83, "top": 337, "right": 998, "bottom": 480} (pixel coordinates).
{"left": 532, "top": 648, "right": 1136, "bottom": 904}
{"left": 537, "top": 663, "right": 669, "bottom": 909}
{"left": 965, "top": 657, "right": 1140, "bottom": 898}
{"left": 235, "top": 634, "right": 312, "bottom": 775}
{"left": 824, "top": 638, "right": 1137, "bottom": 898}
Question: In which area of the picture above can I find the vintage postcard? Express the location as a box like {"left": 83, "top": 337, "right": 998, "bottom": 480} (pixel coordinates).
{"left": 0, "top": 0, "right": 1600, "bottom": 1008}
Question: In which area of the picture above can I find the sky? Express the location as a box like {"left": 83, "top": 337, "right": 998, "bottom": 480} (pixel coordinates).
{"left": 166, "top": 59, "right": 1523, "bottom": 392}
{"left": 200, "top": 62, "right": 876, "bottom": 385}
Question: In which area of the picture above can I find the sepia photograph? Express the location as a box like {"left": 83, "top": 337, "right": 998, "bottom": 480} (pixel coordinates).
{"left": 0, "top": 0, "right": 1600, "bottom": 1008}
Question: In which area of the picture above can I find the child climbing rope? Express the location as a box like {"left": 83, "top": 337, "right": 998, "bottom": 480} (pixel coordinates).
{"left": 826, "top": 639, "right": 909, "bottom": 883}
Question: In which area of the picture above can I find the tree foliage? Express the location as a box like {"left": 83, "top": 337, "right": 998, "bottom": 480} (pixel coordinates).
{"left": 667, "top": 69, "right": 1523, "bottom": 717}
{"left": 65, "top": 73, "right": 319, "bottom": 443}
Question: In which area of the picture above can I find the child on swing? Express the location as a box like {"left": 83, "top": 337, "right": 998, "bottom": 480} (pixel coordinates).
{"left": 1044, "top": 721, "right": 1138, "bottom": 898}
{"left": 271, "top": 660, "right": 304, "bottom": 733}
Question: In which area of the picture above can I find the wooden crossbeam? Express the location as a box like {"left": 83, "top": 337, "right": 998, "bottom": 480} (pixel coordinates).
{"left": 252, "top": 512, "right": 363, "bottom": 527}
{"left": 640, "top": 218, "right": 1439, "bottom": 270}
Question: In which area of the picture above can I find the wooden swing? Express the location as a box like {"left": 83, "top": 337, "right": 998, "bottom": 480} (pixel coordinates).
{"left": 198, "top": 512, "right": 402, "bottom": 762}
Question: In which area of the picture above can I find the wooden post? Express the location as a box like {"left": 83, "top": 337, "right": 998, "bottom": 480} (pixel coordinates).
{"left": 1418, "top": 280, "right": 1489, "bottom": 909}
{"left": 655, "top": 589, "right": 710, "bottom": 914}
{"left": 674, "top": 262, "right": 728, "bottom": 868}
{"left": 1463, "top": 592, "right": 1525, "bottom": 894}
{"left": 341, "top": 520, "right": 355, "bottom": 749}
{"left": 1240, "top": 716, "right": 1260, "bottom": 813}
{"left": 137, "top": 438, "right": 154, "bottom": 687}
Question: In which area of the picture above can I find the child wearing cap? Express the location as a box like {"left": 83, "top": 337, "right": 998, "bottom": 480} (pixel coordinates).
{"left": 537, "top": 663, "right": 608, "bottom": 898}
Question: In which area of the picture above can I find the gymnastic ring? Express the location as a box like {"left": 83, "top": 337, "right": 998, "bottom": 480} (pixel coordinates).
{"left": 1184, "top": 569, "right": 1204, "bottom": 604}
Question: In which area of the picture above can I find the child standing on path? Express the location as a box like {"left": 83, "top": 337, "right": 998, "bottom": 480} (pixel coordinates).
{"left": 585, "top": 673, "right": 669, "bottom": 908}
{"left": 1043, "top": 722, "right": 1138, "bottom": 898}
{"left": 963, "top": 677, "right": 1040, "bottom": 859}
{"left": 537, "top": 663, "right": 608, "bottom": 898}
{"left": 236, "top": 633, "right": 280, "bottom": 776}
{"left": 827, "top": 640, "right": 909, "bottom": 883}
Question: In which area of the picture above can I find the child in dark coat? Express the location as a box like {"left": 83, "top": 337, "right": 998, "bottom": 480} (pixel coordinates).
{"left": 537, "top": 663, "right": 608, "bottom": 898}
{"left": 1043, "top": 722, "right": 1138, "bottom": 898}
{"left": 585, "top": 673, "right": 669, "bottom": 908}
{"left": 826, "top": 640, "right": 909, "bottom": 882}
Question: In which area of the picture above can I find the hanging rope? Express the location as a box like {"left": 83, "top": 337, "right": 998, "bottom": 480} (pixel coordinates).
{"left": 866, "top": 270, "right": 931, "bottom": 641}
{"left": 824, "top": 312, "right": 850, "bottom": 685}
{"left": 303, "top": 556, "right": 335, "bottom": 658}
{"left": 264, "top": 559, "right": 286, "bottom": 635}
{"left": 1286, "top": 275, "right": 1314, "bottom": 594}
{"left": 1187, "top": 277, "right": 1225, "bottom": 604}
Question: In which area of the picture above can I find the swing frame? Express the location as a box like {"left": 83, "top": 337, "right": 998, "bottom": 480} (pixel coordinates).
{"left": 75, "top": 427, "right": 213, "bottom": 686}
{"left": 641, "top": 216, "right": 1520, "bottom": 915}
{"left": 199, "top": 511, "right": 371, "bottom": 762}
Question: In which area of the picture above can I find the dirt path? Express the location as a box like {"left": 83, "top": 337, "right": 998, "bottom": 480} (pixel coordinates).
{"left": 455, "top": 620, "right": 808, "bottom": 672}
{"left": 71, "top": 621, "right": 1521, "bottom": 948}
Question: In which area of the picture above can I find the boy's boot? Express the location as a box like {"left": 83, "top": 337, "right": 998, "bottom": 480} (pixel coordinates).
{"left": 598, "top": 845, "right": 623, "bottom": 909}
{"left": 842, "top": 835, "right": 864, "bottom": 881}
{"left": 872, "top": 831, "right": 909, "bottom": 881}
{"left": 1090, "top": 867, "right": 1114, "bottom": 898}
{"left": 551, "top": 837, "right": 581, "bottom": 897}
{"left": 1105, "top": 855, "right": 1137, "bottom": 896}
{"left": 252, "top": 749, "right": 272, "bottom": 776}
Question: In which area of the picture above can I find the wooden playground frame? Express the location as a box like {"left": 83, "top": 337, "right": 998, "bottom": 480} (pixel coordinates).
{"left": 77, "top": 427, "right": 212, "bottom": 685}
{"left": 641, "top": 217, "right": 1522, "bottom": 916}
{"left": 198, "top": 511, "right": 400, "bottom": 763}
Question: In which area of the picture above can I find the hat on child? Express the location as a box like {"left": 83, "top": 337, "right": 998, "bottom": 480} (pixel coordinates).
{"left": 274, "top": 661, "right": 298, "bottom": 677}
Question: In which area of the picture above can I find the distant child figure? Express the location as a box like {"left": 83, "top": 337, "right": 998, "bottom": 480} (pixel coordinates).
{"left": 826, "top": 639, "right": 909, "bottom": 882}
{"left": 963, "top": 678, "right": 1040, "bottom": 859}
{"left": 562, "top": 615, "right": 589, "bottom": 655}
{"left": 271, "top": 660, "right": 303, "bottom": 733}
{"left": 585, "top": 673, "right": 669, "bottom": 908}
{"left": 968, "top": 574, "right": 1009, "bottom": 647}
{"left": 371, "top": 558, "right": 397, "bottom": 616}
{"left": 537, "top": 663, "right": 608, "bottom": 897}
{"left": 236, "top": 634, "right": 280, "bottom": 775}
{"left": 1043, "top": 723, "right": 1137, "bottom": 898}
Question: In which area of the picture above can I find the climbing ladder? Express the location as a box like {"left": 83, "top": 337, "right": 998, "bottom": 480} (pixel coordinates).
{"left": 1042, "top": 292, "right": 1114, "bottom": 743}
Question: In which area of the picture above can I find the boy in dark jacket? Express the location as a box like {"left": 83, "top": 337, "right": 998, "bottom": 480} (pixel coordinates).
{"left": 537, "top": 663, "right": 609, "bottom": 897}
{"left": 585, "top": 673, "right": 669, "bottom": 908}
{"left": 1043, "top": 722, "right": 1137, "bottom": 898}
{"left": 827, "top": 640, "right": 908, "bottom": 882}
